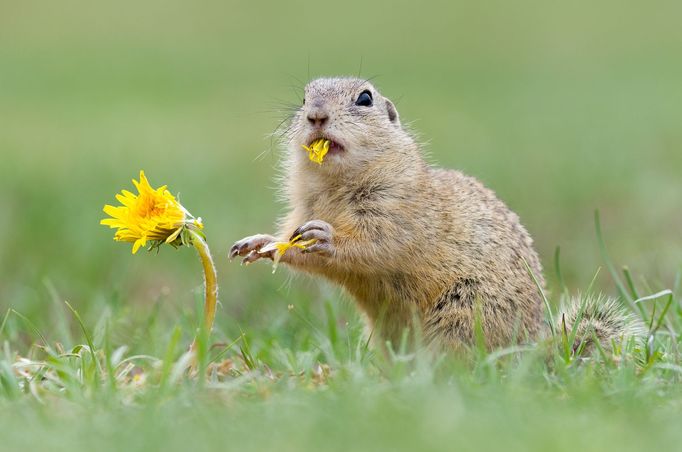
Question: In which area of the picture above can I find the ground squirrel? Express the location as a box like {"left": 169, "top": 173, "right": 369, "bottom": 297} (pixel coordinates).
{"left": 230, "top": 77, "right": 643, "bottom": 352}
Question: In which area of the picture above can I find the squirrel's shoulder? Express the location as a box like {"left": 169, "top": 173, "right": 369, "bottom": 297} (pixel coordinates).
{"left": 427, "top": 166, "right": 516, "bottom": 214}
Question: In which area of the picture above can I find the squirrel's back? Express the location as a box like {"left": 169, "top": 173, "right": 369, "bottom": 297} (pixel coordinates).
{"left": 422, "top": 168, "right": 545, "bottom": 349}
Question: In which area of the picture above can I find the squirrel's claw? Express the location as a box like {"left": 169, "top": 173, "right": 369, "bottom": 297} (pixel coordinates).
{"left": 292, "top": 220, "right": 335, "bottom": 257}
{"left": 302, "top": 242, "right": 334, "bottom": 257}
{"left": 290, "top": 220, "right": 334, "bottom": 242}
{"left": 229, "top": 234, "right": 277, "bottom": 261}
{"left": 241, "top": 250, "right": 270, "bottom": 266}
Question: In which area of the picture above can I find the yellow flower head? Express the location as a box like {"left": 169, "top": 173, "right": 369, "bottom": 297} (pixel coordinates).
{"left": 302, "top": 139, "right": 330, "bottom": 165}
{"left": 101, "top": 170, "right": 203, "bottom": 254}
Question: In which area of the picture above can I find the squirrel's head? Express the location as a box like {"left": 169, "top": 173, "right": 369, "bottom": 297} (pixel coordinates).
{"left": 286, "top": 77, "right": 407, "bottom": 171}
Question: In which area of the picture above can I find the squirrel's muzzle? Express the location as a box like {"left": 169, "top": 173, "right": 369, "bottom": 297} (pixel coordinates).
{"left": 306, "top": 104, "right": 329, "bottom": 128}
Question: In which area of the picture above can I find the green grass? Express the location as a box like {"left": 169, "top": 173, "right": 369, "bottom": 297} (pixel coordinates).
{"left": 1, "top": 256, "right": 682, "bottom": 451}
{"left": 1, "top": 0, "right": 682, "bottom": 450}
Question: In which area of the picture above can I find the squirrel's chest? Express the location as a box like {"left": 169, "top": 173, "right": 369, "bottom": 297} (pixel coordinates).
{"left": 297, "top": 180, "right": 397, "bottom": 225}
{"left": 302, "top": 191, "right": 348, "bottom": 220}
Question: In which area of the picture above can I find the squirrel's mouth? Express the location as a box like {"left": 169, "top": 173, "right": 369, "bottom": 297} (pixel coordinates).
{"left": 327, "top": 140, "right": 345, "bottom": 154}
{"left": 306, "top": 135, "right": 345, "bottom": 154}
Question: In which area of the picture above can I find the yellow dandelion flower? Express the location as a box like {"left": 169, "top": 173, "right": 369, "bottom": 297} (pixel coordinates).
{"left": 302, "top": 138, "right": 330, "bottom": 165}
{"left": 100, "top": 170, "right": 203, "bottom": 254}
{"left": 101, "top": 170, "right": 218, "bottom": 367}
{"left": 259, "top": 234, "right": 317, "bottom": 273}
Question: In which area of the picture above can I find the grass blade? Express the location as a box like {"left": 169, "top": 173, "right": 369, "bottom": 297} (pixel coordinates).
{"left": 594, "top": 211, "right": 647, "bottom": 320}
{"left": 522, "top": 257, "right": 555, "bottom": 337}
{"left": 64, "top": 301, "right": 101, "bottom": 378}
{"left": 622, "top": 266, "right": 640, "bottom": 300}
{"left": 158, "top": 325, "right": 182, "bottom": 394}
{"left": 0, "top": 308, "right": 10, "bottom": 338}
{"left": 554, "top": 246, "right": 567, "bottom": 294}
{"left": 11, "top": 310, "right": 50, "bottom": 348}
{"left": 635, "top": 291, "right": 674, "bottom": 335}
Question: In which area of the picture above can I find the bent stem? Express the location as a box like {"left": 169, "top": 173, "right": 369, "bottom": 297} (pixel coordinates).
{"left": 187, "top": 228, "right": 218, "bottom": 361}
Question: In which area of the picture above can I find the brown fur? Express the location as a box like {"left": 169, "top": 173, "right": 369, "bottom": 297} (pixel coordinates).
{"left": 557, "top": 294, "right": 646, "bottom": 354}
{"left": 231, "top": 77, "right": 640, "bottom": 351}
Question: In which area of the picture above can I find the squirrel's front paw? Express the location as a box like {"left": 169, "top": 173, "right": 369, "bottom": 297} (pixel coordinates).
{"left": 291, "top": 220, "right": 335, "bottom": 257}
{"left": 229, "top": 234, "right": 277, "bottom": 265}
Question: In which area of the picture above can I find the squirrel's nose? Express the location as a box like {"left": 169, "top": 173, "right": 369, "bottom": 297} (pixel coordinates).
{"left": 306, "top": 109, "right": 329, "bottom": 128}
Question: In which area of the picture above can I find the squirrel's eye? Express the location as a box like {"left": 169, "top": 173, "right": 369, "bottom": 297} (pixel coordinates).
{"left": 355, "top": 90, "right": 373, "bottom": 107}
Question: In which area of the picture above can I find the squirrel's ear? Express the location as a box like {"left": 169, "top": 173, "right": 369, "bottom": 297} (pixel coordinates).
{"left": 385, "top": 98, "right": 400, "bottom": 126}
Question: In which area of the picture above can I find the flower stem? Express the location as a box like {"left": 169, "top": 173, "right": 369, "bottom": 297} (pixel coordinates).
{"left": 187, "top": 229, "right": 218, "bottom": 350}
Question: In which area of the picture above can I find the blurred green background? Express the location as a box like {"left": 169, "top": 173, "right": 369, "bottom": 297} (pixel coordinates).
{"left": 1, "top": 0, "right": 681, "bottom": 335}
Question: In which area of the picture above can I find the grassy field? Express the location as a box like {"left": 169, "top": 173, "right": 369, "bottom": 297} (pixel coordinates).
{"left": 1, "top": 1, "right": 681, "bottom": 450}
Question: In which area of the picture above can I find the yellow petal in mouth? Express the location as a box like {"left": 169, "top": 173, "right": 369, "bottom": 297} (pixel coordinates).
{"left": 301, "top": 139, "right": 330, "bottom": 165}
{"left": 259, "top": 234, "right": 317, "bottom": 273}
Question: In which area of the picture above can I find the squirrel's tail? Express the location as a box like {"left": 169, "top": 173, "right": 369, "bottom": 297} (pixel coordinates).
{"left": 555, "top": 294, "right": 646, "bottom": 354}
